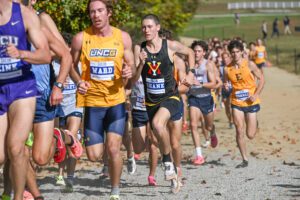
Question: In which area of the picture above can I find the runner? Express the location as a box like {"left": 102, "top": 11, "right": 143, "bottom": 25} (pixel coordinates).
{"left": 130, "top": 75, "right": 159, "bottom": 186}
{"left": 254, "top": 38, "right": 267, "bottom": 73}
{"left": 224, "top": 40, "right": 265, "bottom": 168}
{"left": 53, "top": 32, "right": 84, "bottom": 191}
{"left": 0, "top": 1, "right": 51, "bottom": 199}
{"left": 188, "top": 40, "right": 217, "bottom": 165}
{"left": 69, "top": 1, "right": 134, "bottom": 199}
{"left": 133, "top": 14, "right": 195, "bottom": 193}
{"left": 220, "top": 52, "right": 233, "bottom": 129}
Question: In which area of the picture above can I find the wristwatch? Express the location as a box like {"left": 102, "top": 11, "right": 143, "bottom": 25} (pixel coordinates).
{"left": 54, "top": 82, "right": 64, "bottom": 90}
{"left": 189, "top": 68, "right": 196, "bottom": 74}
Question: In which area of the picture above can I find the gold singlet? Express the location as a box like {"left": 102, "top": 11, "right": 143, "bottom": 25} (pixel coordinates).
{"left": 77, "top": 26, "right": 125, "bottom": 107}
{"left": 226, "top": 59, "right": 260, "bottom": 107}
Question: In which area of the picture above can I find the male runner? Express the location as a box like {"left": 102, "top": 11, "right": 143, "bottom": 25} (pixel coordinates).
{"left": 254, "top": 38, "right": 267, "bottom": 73}
{"left": 188, "top": 40, "right": 217, "bottom": 165}
{"left": 224, "top": 40, "right": 265, "bottom": 168}
{"left": 70, "top": 1, "right": 134, "bottom": 199}
{"left": 133, "top": 14, "right": 195, "bottom": 193}
{"left": 0, "top": 1, "right": 51, "bottom": 199}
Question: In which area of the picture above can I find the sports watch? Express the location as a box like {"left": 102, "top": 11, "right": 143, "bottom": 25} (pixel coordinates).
{"left": 54, "top": 82, "right": 64, "bottom": 90}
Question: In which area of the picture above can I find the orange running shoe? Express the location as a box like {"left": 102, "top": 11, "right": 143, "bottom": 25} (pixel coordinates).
{"left": 53, "top": 128, "right": 66, "bottom": 163}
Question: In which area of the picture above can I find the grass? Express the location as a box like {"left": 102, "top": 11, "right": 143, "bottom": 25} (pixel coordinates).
{"left": 182, "top": 13, "right": 300, "bottom": 74}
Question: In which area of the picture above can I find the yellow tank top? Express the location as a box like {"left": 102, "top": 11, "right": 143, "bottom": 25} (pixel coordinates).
{"left": 77, "top": 26, "right": 125, "bottom": 107}
{"left": 226, "top": 59, "right": 260, "bottom": 107}
{"left": 254, "top": 46, "right": 266, "bottom": 64}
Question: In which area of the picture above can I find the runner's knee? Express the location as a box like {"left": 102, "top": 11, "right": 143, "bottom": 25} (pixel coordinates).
{"left": 32, "top": 151, "right": 49, "bottom": 166}
{"left": 7, "top": 144, "right": 26, "bottom": 160}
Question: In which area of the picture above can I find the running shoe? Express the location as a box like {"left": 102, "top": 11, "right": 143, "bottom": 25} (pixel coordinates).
{"left": 55, "top": 175, "right": 66, "bottom": 186}
{"left": 134, "top": 154, "right": 140, "bottom": 160}
{"left": 236, "top": 160, "right": 249, "bottom": 168}
{"left": 127, "top": 157, "right": 137, "bottom": 175}
{"left": 53, "top": 128, "right": 67, "bottom": 163}
{"left": 25, "top": 132, "right": 34, "bottom": 147}
{"left": 64, "top": 129, "right": 83, "bottom": 159}
{"left": 171, "top": 176, "right": 181, "bottom": 194}
{"left": 182, "top": 122, "right": 189, "bottom": 133}
{"left": 23, "top": 190, "right": 34, "bottom": 200}
{"left": 64, "top": 179, "right": 74, "bottom": 193}
{"left": 148, "top": 175, "right": 157, "bottom": 186}
{"left": 99, "top": 165, "right": 109, "bottom": 179}
{"left": 210, "top": 126, "right": 218, "bottom": 148}
{"left": 192, "top": 155, "right": 205, "bottom": 165}
{"left": 201, "top": 140, "right": 210, "bottom": 148}
{"left": 163, "top": 162, "right": 176, "bottom": 181}
{"left": 1, "top": 194, "right": 11, "bottom": 200}
{"left": 109, "top": 195, "right": 120, "bottom": 200}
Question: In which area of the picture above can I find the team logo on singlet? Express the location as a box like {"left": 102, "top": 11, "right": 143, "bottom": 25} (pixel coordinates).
{"left": 147, "top": 61, "right": 161, "bottom": 76}
{"left": 90, "top": 49, "right": 117, "bottom": 57}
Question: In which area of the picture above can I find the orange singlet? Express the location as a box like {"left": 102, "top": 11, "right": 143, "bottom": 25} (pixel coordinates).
{"left": 226, "top": 59, "right": 260, "bottom": 107}
{"left": 77, "top": 26, "right": 125, "bottom": 107}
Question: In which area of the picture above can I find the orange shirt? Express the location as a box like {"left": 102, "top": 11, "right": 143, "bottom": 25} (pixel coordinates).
{"left": 254, "top": 45, "right": 266, "bottom": 64}
{"left": 226, "top": 59, "right": 260, "bottom": 107}
{"left": 77, "top": 26, "right": 125, "bottom": 107}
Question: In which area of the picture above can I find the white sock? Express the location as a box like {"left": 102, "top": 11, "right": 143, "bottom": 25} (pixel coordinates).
{"left": 195, "top": 147, "right": 202, "bottom": 157}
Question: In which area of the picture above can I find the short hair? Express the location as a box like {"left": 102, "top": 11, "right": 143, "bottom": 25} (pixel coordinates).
{"left": 191, "top": 40, "right": 208, "bottom": 52}
{"left": 228, "top": 40, "right": 244, "bottom": 52}
{"left": 87, "top": 0, "right": 113, "bottom": 14}
{"left": 159, "top": 28, "right": 172, "bottom": 39}
{"left": 142, "top": 14, "right": 160, "bottom": 25}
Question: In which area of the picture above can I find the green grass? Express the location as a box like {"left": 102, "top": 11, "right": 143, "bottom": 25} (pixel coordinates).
{"left": 182, "top": 14, "right": 300, "bottom": 74}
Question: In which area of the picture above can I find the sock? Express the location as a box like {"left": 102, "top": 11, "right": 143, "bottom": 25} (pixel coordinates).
{"left": 210, "top": 124, "right": 215, "bottom": 136}
{"left": 111, "top": 186, "right": 120, "bottom": 196}
{"left": 195, "top": 147, "right": 202, "bottom": 157}
{"left": 162, "top": 153, "right": 172, "bottom": 163}
{"left": 128, "top": 156, "right": 134, "bottom": 161}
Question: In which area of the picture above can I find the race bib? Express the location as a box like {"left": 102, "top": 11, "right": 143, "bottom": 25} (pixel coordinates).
{"left": 135, "top": 94, "right": 146, "bottom": 109}
{"left": 235, "top": 89, "right": 249, "bottom": 101}
{"left": 63, "top": 77, "right": 76, "bottom": 95}
{"left": 90, "top": 61, "right": 114, "bottom": 81}
{"left": 0, "top": 57, "right": 22, "bottom": 80}
{"left": 146, "top": 78, "right": 165, "bottom": 94}
{"left": 257, "top": 52, "right": 264, "bottom": 59}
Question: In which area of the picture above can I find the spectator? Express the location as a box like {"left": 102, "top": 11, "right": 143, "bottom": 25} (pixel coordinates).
{"left": 261, "top": 20, "right": 267, "bottom": 41}
{"left": 271, "top": 18, "right": 279, "bottom": 38}
{"left": 283, "top": 16, "right": 292, "bottom": 35}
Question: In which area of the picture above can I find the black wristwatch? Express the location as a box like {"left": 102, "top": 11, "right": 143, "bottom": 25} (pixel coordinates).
{"left": 54, "top": 82, "right": 64, "bottom": 90}
{"left": 189, "top": 68, "right": 196, "bottom": 74}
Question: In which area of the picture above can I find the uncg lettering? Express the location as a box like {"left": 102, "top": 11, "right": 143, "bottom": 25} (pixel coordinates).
{"left": 90, "top": 49, "right": 117, "bottom": 57}
{"left": 0, "top": 36, "right": 18, "bottom": 46}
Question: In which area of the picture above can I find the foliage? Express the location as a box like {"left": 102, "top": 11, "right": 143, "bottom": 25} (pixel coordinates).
{"left": 34, "top": 0, "right": 198, "bottom": 39}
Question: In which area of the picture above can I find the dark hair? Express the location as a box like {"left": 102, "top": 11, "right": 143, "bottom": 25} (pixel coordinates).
{"left": 62, "top": 32, "right": 73, "bottom": 46}
{"left": 158, "top": 28, "right": 172, "bottom": 39}
{"left": 87, "top": 0, "right": 113, "bottom": 14}
{"left": 142, "top": 14, "right": 160, "bottom": 25}
{"left": 228, "top": 40, "right": 244, "bottom": 52}
{"left": 191, "top": 40, "right": 208, "bottom": 52}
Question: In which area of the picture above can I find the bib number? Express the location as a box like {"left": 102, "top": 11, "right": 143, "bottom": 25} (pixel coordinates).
{"left": 235, "top": 89, "right": 249, "bottom": 101}
{"left": 0, "top": 58, "right": 22, "bottom": 80}
{"left": 90, "top": 61, "right": 114, "bottom": 81}
{"left": 146, "top": 78, "right": 165, "bottom": 94}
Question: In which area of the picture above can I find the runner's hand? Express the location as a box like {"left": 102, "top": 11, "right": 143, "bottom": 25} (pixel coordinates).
{"left": 139, "top": 48, "right": 147, "bottom": 65}
{"left": 183, "top": 71, "right": 195, "bottom": 86}
{"left": 248, "top": 94, "right": 258, "bottom": 103}
{"left": 6, "top": 43, "right": 22, "bottom": 59}
{"left": 50, "top": 87, "right": 63, "bottom": 106}
{"left": 224, "top": 82, "right": 230, "bottom": 91}
{"left": 122, "top": 63, "right": 132, "bottom": 79}
{"left": 77, "top": 81, "right": 90, "bottom": 95}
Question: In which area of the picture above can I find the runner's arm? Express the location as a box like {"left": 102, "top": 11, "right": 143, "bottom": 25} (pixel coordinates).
{"left": 249, "top": 61, "right": 265, "bottom": 97}
{"left": 15, "top": 6, "right": 51, "bottom": 64}
{"left": 214, "top": 65, "right": 223, "bottom": 89}
{"left": 174, "top": 55, "right": 189, "bottom": 94}
{"left": 132, "top": 45, "right": 146, "bottom": 84}
{"left": 122, "top": 31, "right": 135, "bottom": 88}
{"left": 200, "top": 61, "right": 216, "bottom": 89}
